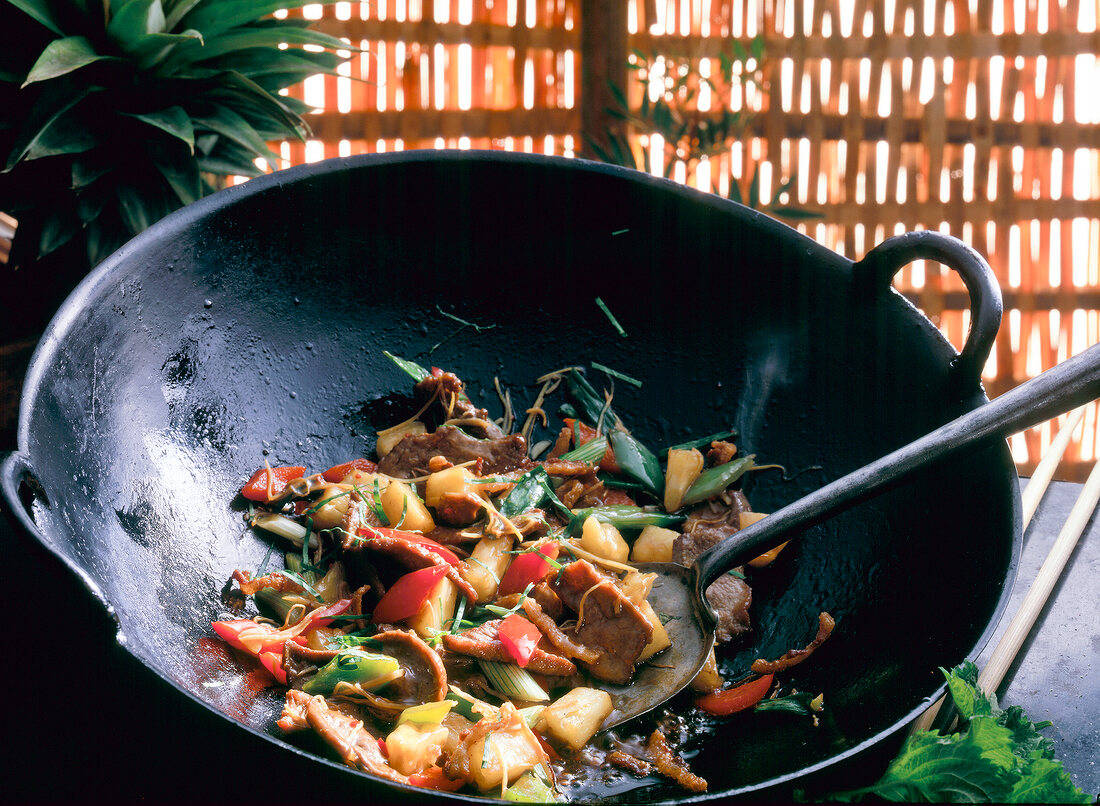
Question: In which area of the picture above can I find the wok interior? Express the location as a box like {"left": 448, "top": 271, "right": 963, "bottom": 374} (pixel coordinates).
{"left": 20, "top": 153, "right": 1017, "bottom": 799}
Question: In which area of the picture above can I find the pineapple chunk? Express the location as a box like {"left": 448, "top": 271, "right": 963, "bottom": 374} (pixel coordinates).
{"left": 618, "top": 571, "right": 671, "bottom": 660}
{"left": 406, "top": 577, "right": 457, "bottom": 639}
{"left": 425, "top": 465, "right": 474, "bottom": 507}
{"left": 578, "top": 516, "right": 629, "bottom": 564}
{"left": 664, "top": 448, "right": 704, "bottom": 512}
{"left": 380, "top": 480, "right": 435, "bottom": 532}
{"left": 308, "top": 488, "right": 350, "bottom": 530}
{"left": 739, "top": 511, "right": 787, "bottom": 567}
{"left": 463, "top": 534, "right": 513, "bottom": 602}
{"left": 385, "top": 721, "right": 449, "bottom": 776}
{"left": 537, "top": 687, "right": 613, "bottom": 751}
{"left": 630, "top": 525, "right": 679, "bottom": 563}
{"left": 467, "top": 705, "right": 544, "bottom": 791}
{"left": 376, "top": 420, "right": 427, "bottom": 458}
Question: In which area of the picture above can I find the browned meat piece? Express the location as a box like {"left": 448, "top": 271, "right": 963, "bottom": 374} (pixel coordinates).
{"left": 435, "top": 490, "right": 485, "bottom": 527}
{"left": 751, "top": 612, "right": 836, "bottom": 674}
{"left": 278, "top": 690, "right": 407, "bottom": 783}
{"left": 377, "top": 426, "right": 531, "bottom": 478}
{"left": 552, "top": 560, "right": 652, "bottom": 683}
{"left": 372, "top": 629, "right": 448, "bottom": 704}
{"left": 520, "top": 597, "right": 600, "bottom": 665}
{"left": 415, "top": 370, "right": 504, "bottom": 439}
{"left": 283, "top": 641, "right": 339, "bottom": 687}
{"left": 230, "top": 569, "right": 305, "bottom": 596}
{"left": 441, "top": 619, "right": 576, "bottom": 676}
{"left": 646, "top": 729, "right": 707, "bottom": 793}
{"left": 706, "top": 440, "right": 738, "bottom": 466}
{"left": 608, "top": 750, "right": 654, "bottom": 777}
{"left": 342, "top": 528, "right": 478, "bottom": 603}
{"left": 542, "top": 458, "right": 595, "bottom": 477}
{"left": 675, "top": 492, "right": 753, "bottom": 643}
{"left": 531, "top": 582, "right": 563, "bottom": 621}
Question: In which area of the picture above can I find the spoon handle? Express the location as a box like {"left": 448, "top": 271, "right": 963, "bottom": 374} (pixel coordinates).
{"left": 696, "top": 341, "right": 1100, "bottom": 591}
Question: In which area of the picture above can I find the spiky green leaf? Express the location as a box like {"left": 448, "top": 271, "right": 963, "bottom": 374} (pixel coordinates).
{"left": 122, "top": 105, "right": 194, "bottom": 150}
{"left": 7, "top": 0, "right": 67, "bottom": 35}
{"left": 179, "top": 0, "right": 330, "bottom": 39}
{"left": 5, "top": 87, "right": 98, "bottom": 167}
{"left": 192, "top": 105, "right": 279, "bottom": 163}
{"left": 23, "top": 36, "right": 115, "bottom": 86}
{"left": 107, "top": 0, "right": 167, "bottom": 46}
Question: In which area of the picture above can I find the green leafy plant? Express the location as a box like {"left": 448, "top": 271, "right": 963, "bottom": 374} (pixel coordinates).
{"left": 829, "top": 662, "right": 1092, "bottom": 803}
{"left": 588, "top": 38, "right": 820, "bottom": 221}
{"left": 0, "top": 0, "right": 350, "bottom": 272}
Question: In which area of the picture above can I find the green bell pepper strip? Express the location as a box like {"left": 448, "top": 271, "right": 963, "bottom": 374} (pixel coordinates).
{"left": 565, "top": 505, "right": 684, "bottom": 536}
{"left": 608, "top": 428, "right": 664, "bottom": 498}
{"left": 680, "top": 455, "right": 756, "bottom": 508}
{"left": 301, "top": 649, "right": 401, "bottom": 695}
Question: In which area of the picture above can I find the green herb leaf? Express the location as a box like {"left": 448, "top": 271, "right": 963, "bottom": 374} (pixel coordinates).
{"left": 23, "top": 36, "right": 112, "bottom": 85}
{"left": 383, "top": 351, "right": 431, "bottom": 382}
{"left": 831, "top": 664, "right": 1092, "bottom": 804}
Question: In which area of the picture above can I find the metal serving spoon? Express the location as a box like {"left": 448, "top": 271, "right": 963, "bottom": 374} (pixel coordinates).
{"left": 599, "top": 341, "right": 1100, "bottom": 728}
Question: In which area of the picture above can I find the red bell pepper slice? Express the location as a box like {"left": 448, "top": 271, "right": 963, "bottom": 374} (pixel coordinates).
{"left": 497, "top": 542, "right": 559, "bottom": 596}
{"left": 497, "top": 614, "right": 542, "bottom": 668}
{"left": 695, "top": 673, "right": 774, "bottom": 716}
{"left": 241, "top": 465, "right": 306, "bottom": 501}
{"left": 408, "top": 766, "right": 464, "bottom": 792}
{"left": 321, "top": 458, "right": 377, "bottom": 482}
{"left": 371, "top": 565, "right": 450, "bottom": 624}
{"left": 358, "top": 526, "right": 461, "bottom": 567}
{"left": 307, "top": 598, "right": 353, "bottom": 628}
{"left": 258, "top": 651, "right": 288, "bottom": 684}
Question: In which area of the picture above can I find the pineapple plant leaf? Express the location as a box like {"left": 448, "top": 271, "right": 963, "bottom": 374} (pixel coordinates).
{"left": 0, "top": 0, "right": 353, "bottom": 273}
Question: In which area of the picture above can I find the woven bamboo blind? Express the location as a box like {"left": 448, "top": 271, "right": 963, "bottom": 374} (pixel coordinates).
{"left": 273, "top": 0, "right": 1100, "bottom": 481}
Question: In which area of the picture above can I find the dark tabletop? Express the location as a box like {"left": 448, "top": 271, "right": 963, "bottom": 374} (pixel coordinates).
{"left": 1, "top": 470, "right": 1097, "bottom": 801}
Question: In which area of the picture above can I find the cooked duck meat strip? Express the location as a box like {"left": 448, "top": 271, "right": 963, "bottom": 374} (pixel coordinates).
{"left": 675, "top": 492, "right": 754, "bottom": 643}
{"left": 377, "top": 426, "right": 531, "bottom": 478}
{"left": 542, "top": 458, "right": 595, "bottom": 477}
{"left": 441, "top": 619, "right": 577, "bottom": 676}
{"left": 230, "top": 569, "right": 305, "bottom": 596}
{"left": 278, "top": 690, "right": 407, "bottom": 784}
{"left": 372, "top": 629, "right": 448, "bottom": 704}
{"left": 520, "top": 597, "right": 599, "bottom": 664}
{"left": 435, "top": 490, "right": 485, "bottom": 527}
{"left": 608, "top": 750, "right": 654, "bottom": 777}
{"left": 342, "top": 529, "right": 478, "bottom": 603}
{"left": 551, "top": 560, "right": 652, "bottom": 683}
{"left": 531, "top": 581, "right": 563, "bottom": 621}
{"left": 751, "top": 612, "right": 836, "bottom": 675}
{"left": 705, "top": 440, "right": 738, "bottom": 466}
{"left": 646, "top": 728, "right": 707, "bottom": 793}
{"left": 283, "top": 641, "right": 339, "bottom": 687}
{"left": 415, "top": 370, "right": 504, "bottom": 439}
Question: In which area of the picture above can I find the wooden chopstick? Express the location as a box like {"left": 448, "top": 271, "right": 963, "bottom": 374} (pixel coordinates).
{"left": 907, "top": 406, "right": 1089, "bottom": 736}
{"left": 977, "top": 453, "right": 1100, "bottom": 696}
{"left": 1021, "top": 406, "right": 1088, "bottom": 529}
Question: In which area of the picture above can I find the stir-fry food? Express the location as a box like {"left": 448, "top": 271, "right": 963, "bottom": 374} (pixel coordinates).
{"left": 213, "top": 358, "right": 833, "bottom": 800}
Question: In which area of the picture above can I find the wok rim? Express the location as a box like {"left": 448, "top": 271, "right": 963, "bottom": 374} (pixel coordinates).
{"left": 5, "top": 149, "right": 1023, "bottom": 802}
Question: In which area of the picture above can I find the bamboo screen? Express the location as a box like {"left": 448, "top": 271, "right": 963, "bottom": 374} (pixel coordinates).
{"left": 272, "top": 0, "right": 1100, "bottom": 481}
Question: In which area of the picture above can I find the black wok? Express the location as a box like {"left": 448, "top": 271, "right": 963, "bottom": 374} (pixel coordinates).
{"left": 1, "top": 151, "right": 1019, "bottom": 802}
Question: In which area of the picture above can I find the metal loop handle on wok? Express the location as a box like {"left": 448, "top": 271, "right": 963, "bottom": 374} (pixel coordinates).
{"left": 853, "top": 231, "right": 1003, "bottom": 393}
